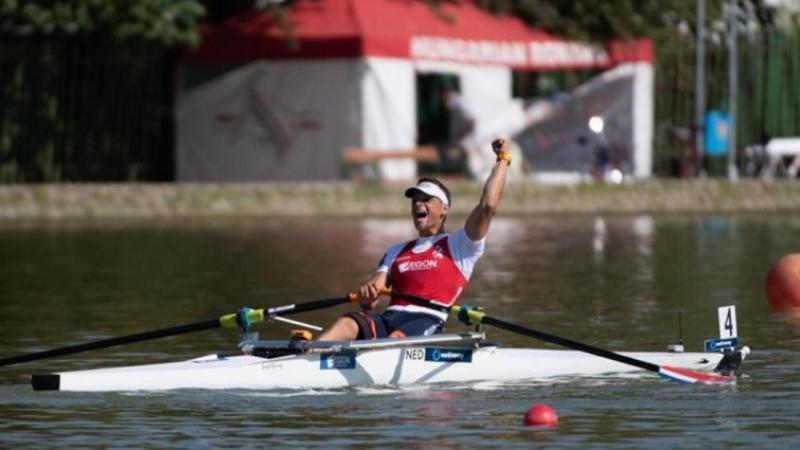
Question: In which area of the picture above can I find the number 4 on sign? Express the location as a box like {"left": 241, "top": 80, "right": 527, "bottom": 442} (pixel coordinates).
{"left": 718, "top": 306, "right": 737, "bottom": 339}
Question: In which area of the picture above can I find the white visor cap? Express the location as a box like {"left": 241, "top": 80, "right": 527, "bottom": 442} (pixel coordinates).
{"left": 404, "top": 181, "right": 449, "bottom": 205}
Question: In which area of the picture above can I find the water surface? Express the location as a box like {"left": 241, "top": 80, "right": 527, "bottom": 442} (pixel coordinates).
{"left": 1, "top": 215, "right": 799, "bottom": 448}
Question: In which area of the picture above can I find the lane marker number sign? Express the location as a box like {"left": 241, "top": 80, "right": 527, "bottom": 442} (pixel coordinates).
{"left": 718, "top": 305, "right": 737, "bottom": 339}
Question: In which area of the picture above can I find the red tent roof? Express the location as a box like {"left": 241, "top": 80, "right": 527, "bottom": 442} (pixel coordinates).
{"left": 181, "top": 0, "right": 652, "bottom": 70}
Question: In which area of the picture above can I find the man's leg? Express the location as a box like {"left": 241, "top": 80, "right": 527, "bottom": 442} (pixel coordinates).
{"left": 385, "top": 310, "right": 444, "bottom": 338}
{"left": 316, "top": 316, "right": 359, "bottom": 341}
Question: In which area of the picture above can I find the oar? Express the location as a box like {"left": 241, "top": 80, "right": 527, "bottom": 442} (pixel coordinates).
{"left": 0, "top": 293, "right": 364, "bottom": 367}
{"left": 390, "top": 290, "right": 734, "bottom": 384}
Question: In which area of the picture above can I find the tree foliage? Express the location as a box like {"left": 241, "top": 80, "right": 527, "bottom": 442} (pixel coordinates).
{"left": 473, "top": 0, "right": 793, "bottom": 42}
{"left": 0, "top": 0, "right": 205, "bottom": 47}
{"left": 473, "top": 0, "right": 706, "bottom": 41}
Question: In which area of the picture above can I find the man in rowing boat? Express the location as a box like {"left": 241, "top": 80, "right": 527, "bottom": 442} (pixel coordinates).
{"left": 317, "top": 138, "right": 511, "bottom": 340}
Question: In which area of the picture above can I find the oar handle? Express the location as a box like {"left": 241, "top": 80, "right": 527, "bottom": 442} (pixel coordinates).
{"left": 346, "top": 286, "right": 392, "bottom": 303}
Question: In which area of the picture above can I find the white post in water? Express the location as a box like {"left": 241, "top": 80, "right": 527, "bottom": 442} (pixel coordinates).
{"left": 695, "top": 0, "right": 706, "bottom": 177}
{"left": 727, "top": 0, "right": 739, "bottom": 181}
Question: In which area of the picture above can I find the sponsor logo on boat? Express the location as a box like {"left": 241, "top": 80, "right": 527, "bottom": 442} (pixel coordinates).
{"left": 704, "top": 337, "right": 739, "bottom": 351}
{"left": 398, "top": 259, "right": 438, "bottom": 273}
{"left": 320, "top": 352, "right": 357, "bottom": 370}
{"left": 425, "top": 348, "right": 473, "bottom": 363}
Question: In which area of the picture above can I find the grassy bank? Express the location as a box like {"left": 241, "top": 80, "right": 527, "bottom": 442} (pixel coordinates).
{"left": 1, "top": 180, "right": 799, "bottom": 220}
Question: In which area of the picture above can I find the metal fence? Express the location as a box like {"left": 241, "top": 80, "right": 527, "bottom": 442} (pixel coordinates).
{"left": 654, "top": 28, "right": 800, "bottom": 176}
{"left": 0, "top": 35, "right": 174, "bottom": 182}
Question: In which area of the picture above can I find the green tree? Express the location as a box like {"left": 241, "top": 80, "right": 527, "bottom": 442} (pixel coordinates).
{"left": 0, "top": 1, "right": 206, "bottom": 182}
{"left": 472, "top": 0, "right": 791, "bottom": 41}
{"left": 0, "top": 0, "right": 205, "bottom": 46}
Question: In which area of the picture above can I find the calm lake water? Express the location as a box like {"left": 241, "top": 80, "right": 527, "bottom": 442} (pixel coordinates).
{"left": 1, "top": 214, "right": 799, "bottom": 448}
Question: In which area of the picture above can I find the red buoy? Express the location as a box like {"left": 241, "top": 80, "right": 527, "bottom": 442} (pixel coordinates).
{"left": 766, "top": 253, "right": 800, "bottom": 313}
{"left": 523, "top": 404, "right": 559, "bottom": 427}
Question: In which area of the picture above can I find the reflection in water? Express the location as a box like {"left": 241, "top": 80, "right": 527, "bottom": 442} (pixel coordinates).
{"left": 631, "top": 215, "right": 654, "bottom": 284}
{"left": 592, "top": 216, "right": 606, "bottom": 260}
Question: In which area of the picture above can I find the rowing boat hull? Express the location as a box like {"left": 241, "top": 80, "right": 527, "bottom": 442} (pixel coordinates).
{"left": 33, "top": 346, "right": 724, "bottom": 392}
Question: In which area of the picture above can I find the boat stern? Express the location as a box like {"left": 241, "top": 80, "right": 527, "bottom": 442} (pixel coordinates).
{"left": 31, "top": 373, "right": 60, "bottom": 391}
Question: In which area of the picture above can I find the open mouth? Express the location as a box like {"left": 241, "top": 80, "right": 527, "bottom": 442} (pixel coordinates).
{"left": 414, "top": 210, "right": 428, "bottom": 220}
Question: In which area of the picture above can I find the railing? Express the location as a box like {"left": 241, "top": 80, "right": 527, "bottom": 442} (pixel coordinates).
{"left": 0, "top": 35, "right": 174, "bottom": 182}
{"left": 655, "top": 28, "right": 800, "bottom": 177}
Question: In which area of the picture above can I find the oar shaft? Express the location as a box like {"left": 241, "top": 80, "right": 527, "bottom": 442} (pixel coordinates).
{"left": 481, "top": 316, "right": 659, "bottom": 373}
{"left": 267, "top": 297, "right": 352, "bottom": 317}
{"left": 0, "top": 319, "right": 220, "bottom": 367}
{"left": 1, "top": 294, "right": 360, "bottom": 367}
{"left": 391, "top": 290, "right": 660, "bottom": 373}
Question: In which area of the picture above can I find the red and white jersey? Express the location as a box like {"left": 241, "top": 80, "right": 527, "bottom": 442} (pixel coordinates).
{"left": 377, "top": 229, "right": 485, "bottom": 320}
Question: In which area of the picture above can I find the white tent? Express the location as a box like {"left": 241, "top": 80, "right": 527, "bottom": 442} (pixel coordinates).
{"left": 176, "top": 0, "right": 654, "bottom": 181}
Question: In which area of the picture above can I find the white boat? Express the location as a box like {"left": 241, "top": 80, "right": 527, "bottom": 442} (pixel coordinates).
{"left": 31, "top": 332, "right": 746, "bottom": 392}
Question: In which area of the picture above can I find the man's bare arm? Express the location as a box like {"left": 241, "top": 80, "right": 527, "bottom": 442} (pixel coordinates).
{"left": 464, "top": 138, "right": 510, "bottom": 241}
